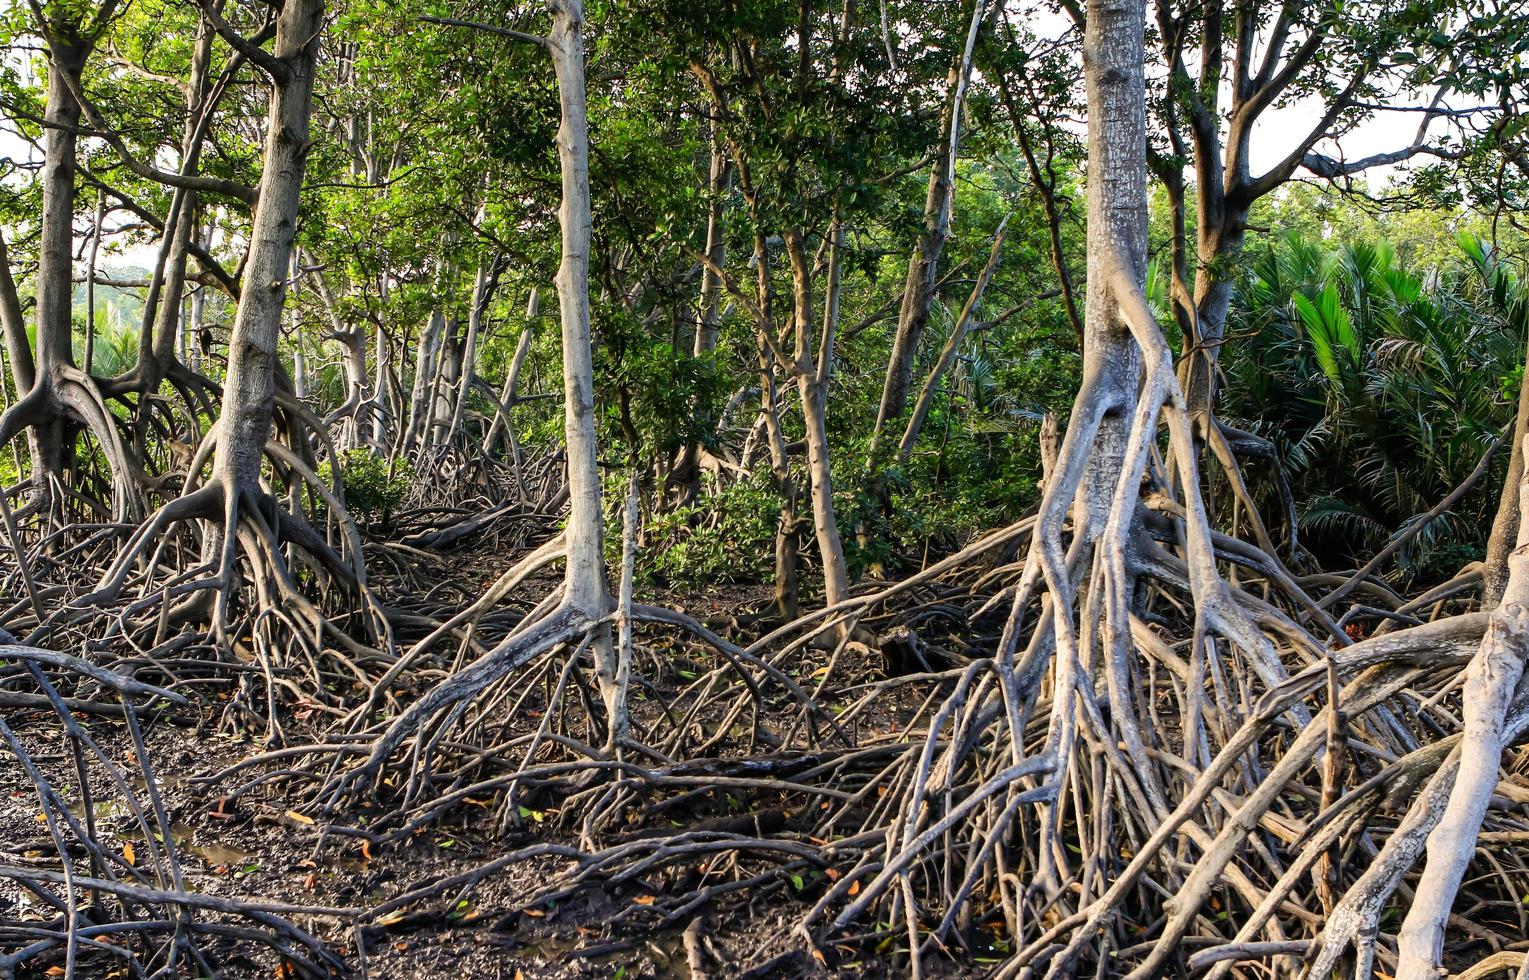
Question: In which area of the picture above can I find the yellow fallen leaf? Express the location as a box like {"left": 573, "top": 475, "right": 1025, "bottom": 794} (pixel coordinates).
{"left": 632, "top": 895, "right": 656, "bottom": 905}
{"left": 123, "top": 841, "right": 135, "bottom": 866}
{"left": 285, "top": 810, "right": 315, "bottom": 826}
{"left": 847, "top": 880, "right": 861, "bottom": 896}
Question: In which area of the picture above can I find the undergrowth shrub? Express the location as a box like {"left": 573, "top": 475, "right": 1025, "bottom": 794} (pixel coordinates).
{"left": 625, "top": 471, "right": 779, "bottom": 590}
{"left": 322, "top": 449, "right": 410, "bottom": 525}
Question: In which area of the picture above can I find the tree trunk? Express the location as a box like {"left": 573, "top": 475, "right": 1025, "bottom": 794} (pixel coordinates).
{"left": 0, "top": 232, "right": 44, "bottom": 488}
{"left": 483, "top": 326, "right": 533, "bottom": 460}
{"left": 0, "top": 18, "right": 137, "bottom": 518}
{"left": 25, "top": 35, "right": 91, "bottom": 494}
{"left": 1179, "top": 213, "right": 1248, "bottom": 425}
{"left": 870, "top": 0, "right": 985, "bottom": 451}
{"left": 447, "top": 256, "right": 498, "bottom": 444}
{"left": 898, "top": 214, "right": 1010, "bottom": 463}
{"left": 669, "top": 124, "right": 732, "bottom": 505}
{"left": 401, "top": 306, "right": 445, "bottom": 452}
{"left": 785, "top": 228, "right": 850, "bottom": 608}
{"left": 1395, "top": 434, "right": 1529, "bottom": 976}
{"left": 694, "top": 124, "right": 729, "bottom": 360}
{"left": 84, "top": 192, "right": 104, "bottom": 375}
{"left": 545, "top": 0, "right": 616, "bottom": 737}
{"left": 213, "top": 0, "right": 324, "bottom": 493}
{"left": 371, "top": 322, "right": 390, "bottom": 448}
{"left": 1484, "top": 332, "right": 1529, "bottom": 604}
{"left": 1074, "top": 0, "right": 1147, "bottom": 540}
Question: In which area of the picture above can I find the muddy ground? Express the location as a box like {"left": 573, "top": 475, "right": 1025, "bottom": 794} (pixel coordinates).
{"left": 1, "top": 532, "right": 986, "bottom": 979}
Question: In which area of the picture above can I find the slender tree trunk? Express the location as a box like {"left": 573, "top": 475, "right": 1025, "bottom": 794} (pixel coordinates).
{"left": 447, "top": 257, "right": 496, "bottom": 444}
{"left": 0, "top": 233, "right": 43, "bottom": 485}
{"left": 484, "top": 325, "right": 533, "bottom": 461}
{"left": 898, "top": 215, "right": 1010, "bottom": 463}
{"left": 0, "top": 234, "right": 32, "bottom": 394}
{"left": 402, "top": 306, "right": 445, "bottom": 452}
{"left": 428, "top": 313, "right": 459, "bottom": 442}
{"left": 154, "top": 18, "right": 216, "bottom": 380}
{"left": 695, "top": 125, "right": 729, "bottom": 360}
{"left": 213, "top": 0, "right": 324, "bottom": 493}
{"left": 542, "top": 0, "right": 626, "bottom": 747}
{"left": 371, "top": 322, "right": 389, "bottom": 448}
{"left": 870, "top": 0, "right": 985, "bottom": 452}
{"left": 189, "top": 284, "right": 204, "bottom": 373}
{"left": 84, "top": 191, "right": 104, "bottom": 375}
{"left": 545, "top": 0, "right": 616, "bottom": 737}
{"left": 785, "top": 228, "right": 849, "bottom": 608}
{"left": 749, "top": 231, "right": 798, "bottom": 620}
{"left": 670, "top": 125, "right": 733, "bottom": 505}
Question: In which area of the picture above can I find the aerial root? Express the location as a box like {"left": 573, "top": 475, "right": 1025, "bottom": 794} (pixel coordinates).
{"left": 33, "top": 443, "right": 398, "bottom": 744}
{"left": 26, "top": 258, "right": 1514, "bottom": 974}
{"left": 0, "top": 643, "right": 352, "bottom": 977}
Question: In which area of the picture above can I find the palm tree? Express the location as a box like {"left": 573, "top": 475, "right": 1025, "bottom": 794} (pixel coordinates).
{"left": 1222, "top": 234, "right": 1524, "bottom": 581}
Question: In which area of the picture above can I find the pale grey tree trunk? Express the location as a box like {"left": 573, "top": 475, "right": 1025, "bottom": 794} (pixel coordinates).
{"left": 84, "top": 192, "right": 104, "bottom": 375}
{"left": 146, "top": 13, "right": 216, "bottom": 390}
{"left": 546, "top": 0, "right": 616, "bottom": 727}
{"left": 549, "top": 0, "right": 605, "bottom": 609}
{"left": 694, "top": 125, "right": 729, "bottom": 360}
{"left": 447, "top": 256, "right": 497, "bottom": 444}
{"left": 483, "top": 325, "right": 533, "bottom": 461}
{"left": 1396, "top": 435, "right": 1529, "bottom": 976}
{"left": 213, "top": 0, "right": 325, "bottom": 493}
{"left": 1073, "top": 0, "right": 1147, "bottom": 540}
{"left": 371, "top": 321, "right": 389, "bottom": 448}
{"left": 189, "top": 284, "right": 205, "bottom": 373}
{"left": 0, "top": 232, "right": 42, "bottom": 483}
{"left": 785, "top": 227, "right": 849, "bottom": 608}
{"left": 0, "top": 233, "right": 32, "bottom": 395}
{"left": 401, "top": 306, "right": 445, "bottom": 452}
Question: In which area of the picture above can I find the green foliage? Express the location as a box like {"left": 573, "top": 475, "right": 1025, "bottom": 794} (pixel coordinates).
{"left": 843, "top": 427, "right": 1043, "bottom": 580}
{"left": 321, "top": 450, "right": 411, "bottom": 526}
{"left": 628, "top": 471, "right": 781, "bottom": 590}
{"left": 1223, "top": 233, "right": 1526, "bottom": 581}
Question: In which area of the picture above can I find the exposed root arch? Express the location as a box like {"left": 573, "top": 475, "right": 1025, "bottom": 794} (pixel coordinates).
{"left": 0, "top": 366, "right": 146, "bottom": 524}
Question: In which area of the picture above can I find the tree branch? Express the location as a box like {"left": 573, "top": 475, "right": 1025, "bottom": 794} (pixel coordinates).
{"left": 420, "top": 15, "right": 548, "bottom": 48}
{"left": 193, "top": 0, "right": 288, "bottom": 83}
{"left": 55, "top": 59, "right": 257, "bottom": 205}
